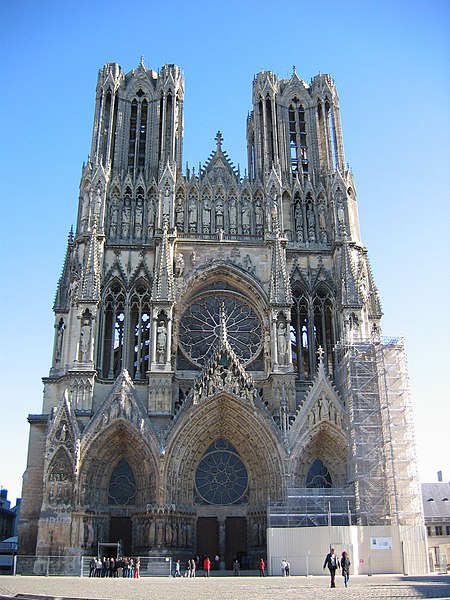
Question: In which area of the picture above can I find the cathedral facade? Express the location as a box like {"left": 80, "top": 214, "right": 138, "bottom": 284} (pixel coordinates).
{"left": 19, "top": 60, "right": 423, "bottom": 568}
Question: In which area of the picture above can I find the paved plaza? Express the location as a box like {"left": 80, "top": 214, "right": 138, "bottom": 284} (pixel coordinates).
{"left": 1, "top": 574, "right": 450, "bottom": 600}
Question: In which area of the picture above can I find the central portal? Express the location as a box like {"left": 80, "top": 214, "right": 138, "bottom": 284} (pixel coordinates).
{"left": 197, "top": 517, "right": 219, "bottom": 565}
{"left": 109, "top": 516, "right": 132, "bottom": 556}
{"left": 225, "top": 517, "right": 247, "bottom": 569}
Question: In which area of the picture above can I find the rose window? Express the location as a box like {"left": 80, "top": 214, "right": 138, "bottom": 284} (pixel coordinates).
{"left": 179, "top": 293, "right": 262, "bottom": 367}
{"left": 194, "top": 439, "right": 249, "bottom": 505}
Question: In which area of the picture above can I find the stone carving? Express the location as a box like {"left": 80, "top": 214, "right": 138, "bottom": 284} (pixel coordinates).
{"left": 175, "top": 195, "right": 185, "bottom": 229}
{"left": 202, "top": 195, "right": 211, "bottom": 233}
{"left": 122, "top": 197, "right": 131, "bottom": 238}
{"left": 147, "top": 196, "right": 155, "bottom": 237}
{"left": 134, "top": 197, "right": 143, "bottom": 238}
{"left": 188, "top": 197, "right": 197, "bottom": 232}
{"left": 156, "top": 321, "right": 167, "bottom": 363}
{"left": 80, "top": 317, "right": 91, "bottom": 361}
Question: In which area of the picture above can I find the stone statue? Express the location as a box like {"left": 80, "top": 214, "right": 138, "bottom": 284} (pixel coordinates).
{"left": 109, "top": 201, "right": 119, "bottom": 237}
{"left": 80, "top": 318, "right": 91, "bottom": 361}
{"left": 162, "top": 187, "right": 171, "bottom": 218}
{"left": 202, "top": 196, "right": 211, "bottom": 233}
{"left": 175, "top": 196, "right": 185, "bottom": 229}
{"left": 147, "top": 197, "right": 155, "bottom": 237}
{"left": 188, "top": 198, "right": 198, "bottom": 232}
{"left": 242, "top": 198, "right": 250, "bottom": 233}
{"left": 255, "top": 200, "right": 263, "bottom": 233}
{"left": 122, "top": 198, "right": 131, "bottom": 238}
{"left": 175, "top": 252, "right": 185, "bottom": 277}
{"left": 277, "top": 322, "right": 287, "bottom": 364}
{"left": 157, "top": 321, "right": 167, "bottom": 363}
{"left": 229, "top": 198, "right": 237, "bottom": 233}
{"left": 135, "top": 197, "right": 143, "bottom": 238}
{"left": 215, "top": 198, "right": 224, "bottom": 231}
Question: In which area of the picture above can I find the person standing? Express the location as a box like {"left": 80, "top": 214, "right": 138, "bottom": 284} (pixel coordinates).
{"left": 134, "top": 557, "right": 140, "bottom": 578}
{"left": 89, "top": 557, "right": 96, "bottom": 577}
{"left": 323, "top": 548, "right": 340, "bottom": 588}
{"left": 341, "top": 551, "right": 351, "bottom": 588}
{"left": 259, "top": 558, "right": 265, "bottom": 577}
{"left": 203, "top": 556, "right": 211, "bottom": 577}
{"left": 233, "top": 558, "right": 240, "bottom": 576}
{"left": 281, "top": 558, "right": 287, "bottom": 576}
{"left": 285, "top": 559, "right": 290, "bottom": 576}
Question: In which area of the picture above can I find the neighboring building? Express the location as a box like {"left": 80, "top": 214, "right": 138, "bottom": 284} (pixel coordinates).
{"left": 422, "top": 481, "right": 450, "bottom": 570}
{"left": 19, "top": 60, "right": 425, "bottom": 572}
{"left": 0, "top": 490, "right": 14, "bottom": 541}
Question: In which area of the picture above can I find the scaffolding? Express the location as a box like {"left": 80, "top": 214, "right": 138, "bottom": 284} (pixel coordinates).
{"left": 334, "top": 337, "right": 423, "bottom": 527}
{"left": 268, "top": 337, "right": 423, "bottom": 529}
{"left": 268, "top": 487, "right": 355, "bottom": 528}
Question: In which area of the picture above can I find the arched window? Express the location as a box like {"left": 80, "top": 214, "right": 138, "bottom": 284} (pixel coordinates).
{"left": 100, "top": 281, "right": 126, "bottom": 379}
{"left": 291, "top": 286, "right": 336, "bottom": 379}
{"left": 129, "top": 281, "right": 151, "bottom": 379}
{"left": 288, "top": 99, "right": 308, "bottom": 176}
{"left": 291, "top": 288, "right": 311, "bottom": 379}
{"left": 313, "top": 287, "right": 335, "bottom": 373}
{"left": 306, "top": 459, "right": 332, "bottom": 488}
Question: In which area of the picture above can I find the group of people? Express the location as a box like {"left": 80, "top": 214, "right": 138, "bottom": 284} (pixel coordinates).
{"left": 323, "top": 548, "right": 351, "bottom": 588}
{"left": 280, "top": 558, "right": 291, "bottom": 576}
{"left": 89, "top": 557, "right": 140, "bottom": 578}
{"left": 173, "top": 555, "right": 218, "bottom": 577}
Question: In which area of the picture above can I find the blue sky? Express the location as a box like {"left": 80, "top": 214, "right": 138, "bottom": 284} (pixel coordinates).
{"left": 1, "top": 0, "right": 449, "bottom": 503}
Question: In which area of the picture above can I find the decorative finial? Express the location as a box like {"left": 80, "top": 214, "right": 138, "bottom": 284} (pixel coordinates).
{"left": 215, "top": 130, "right": 223, "bottom": 150}
{"left": 140, "top": 55, "right": 145, "bottom": 68}
{"left": 317, "top": 345, "right": 324, "bottom": 361}
{"left": 293, "top": 65, "right": 296, "bottom": 75}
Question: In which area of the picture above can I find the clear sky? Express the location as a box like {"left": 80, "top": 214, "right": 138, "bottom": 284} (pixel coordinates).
{"left": 1, "top": 0, "right": 449, "bottom": 504}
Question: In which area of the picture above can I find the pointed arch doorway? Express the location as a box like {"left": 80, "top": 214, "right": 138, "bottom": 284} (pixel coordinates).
{"left": 107, "top": 458, "right": 136, "bottom": 556}
{"left": 194, "top": 439, "right": 249, "bottom": 569}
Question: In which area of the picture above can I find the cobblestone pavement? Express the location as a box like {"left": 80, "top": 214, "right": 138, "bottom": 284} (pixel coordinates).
{"left": 0, "top": 574, "right": 450, "bottom": 600}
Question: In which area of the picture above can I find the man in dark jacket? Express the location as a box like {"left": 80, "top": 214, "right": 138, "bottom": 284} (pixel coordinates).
{"left": 323, "top": 548, "right": 340, "bottom": 587}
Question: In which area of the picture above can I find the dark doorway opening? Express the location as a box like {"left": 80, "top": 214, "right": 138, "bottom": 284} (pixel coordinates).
{"left": 109, "top": 516, "right": 132, "bottom": 556}
{"left": 225, "top": 517, "right": 247, "bottom": 569}
{"left": 197, "top": 517, "right": 219, "bottom": 567}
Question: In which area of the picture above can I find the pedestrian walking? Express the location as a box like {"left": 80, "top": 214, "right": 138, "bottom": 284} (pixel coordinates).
{"left": 259, "top": 557, "right": 265, "bottom": 576}
{"left": 341, "top": 551, "right": 351, "bottom": 587}
{"left": 173, "top": 559, "right": 181, "bottom": 577}
{"left": 323, "top": 547, "right": 340, "bottom": 588}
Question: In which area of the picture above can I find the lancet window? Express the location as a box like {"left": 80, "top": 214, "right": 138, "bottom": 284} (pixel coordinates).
{"left": 127, "top": 92, "right": 149, "bottom": 172}
{"left": 291, "top": 286, "right": 336, "bottom": 379}
{"left": 99, "top": 279, "right": 152, "bottom": 380}
{"left": 288, "top": 99, "right": 308, "bottom": 176}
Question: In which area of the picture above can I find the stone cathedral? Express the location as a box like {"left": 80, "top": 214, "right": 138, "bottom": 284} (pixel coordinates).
{"left": 19, "top": 60, "right": 423, "bottom": 568}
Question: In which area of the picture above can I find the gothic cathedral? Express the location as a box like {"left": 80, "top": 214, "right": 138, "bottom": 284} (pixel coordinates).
{"left": 19, "top": 60, "right": 423, "bottom": 567}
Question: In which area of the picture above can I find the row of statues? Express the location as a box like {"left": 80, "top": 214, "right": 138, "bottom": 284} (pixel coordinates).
{"left": 103, "top": 193, "right": 347, "bottom": 241}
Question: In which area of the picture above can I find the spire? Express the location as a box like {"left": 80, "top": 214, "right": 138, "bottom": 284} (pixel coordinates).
{"left": 269, "top": 228, "right": 293, "bottom": 305}
{"left": 365, "top": 256, "right": 383, "bottom": 318}
{"left": 79, "top": 218, "right": 101, "bottom": 301}
{"left": 340, "top": 241, "right": 360, "bottom": 307}
{"left": 152, "top": 221, "right": 174, "bottom": 301}
{"left": 54, "top": 228, "right": 75, "bottom": 311}
{"left": 215, "top": 130, "right": 223, "bottom": 151}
